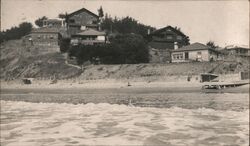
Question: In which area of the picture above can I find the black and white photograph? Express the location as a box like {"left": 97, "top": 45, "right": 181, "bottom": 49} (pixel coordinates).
{"left": 0, "top": 0, "right": 249, "bottom": 145}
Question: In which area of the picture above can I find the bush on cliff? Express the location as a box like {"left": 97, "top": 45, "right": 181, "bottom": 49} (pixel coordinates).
{"left": 0, "top": 22, "right": 33, "bottom": 43}
{"left": 68, "top": 34, "right": 149, "bottom": 64}
{"left": 59, "top": 38, "right": 71, "bottom": 53}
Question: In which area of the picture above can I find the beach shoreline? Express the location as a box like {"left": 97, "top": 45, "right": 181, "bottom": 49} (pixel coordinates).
{"left": 1, "top": 80, "right": 249, "bottom": 111}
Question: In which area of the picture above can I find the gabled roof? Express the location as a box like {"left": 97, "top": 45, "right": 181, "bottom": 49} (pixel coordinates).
{"left": 73, "top": 28, "right": 106, "bottom": 36}
{"left": 44, "top": 18, "right": 63, "bottom": 22}
{"left": 225, "top": 44, "right": 250, "bottom": 50}
{"left": 172, "top": 42, "right": 214, "bottom": 52}
{"left": 67, "top": 7, "right": 99, "bottom": 18}
{"left": 150, "top": 25, "right": 188, "bottom": 37}
{"left": 31, "top": 27, "right": 60, "bottom": 33}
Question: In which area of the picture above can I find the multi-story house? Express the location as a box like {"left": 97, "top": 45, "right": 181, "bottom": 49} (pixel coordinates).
{"left": 147, "top": 26, "right": 190, "bottom": 63}
{"left": 65, "top": 7, "right": 100, "bottom": 36}
{"left": 58, "top": 7, "right": 106, "bottom": 46}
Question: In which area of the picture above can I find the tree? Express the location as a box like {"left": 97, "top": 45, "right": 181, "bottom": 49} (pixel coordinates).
{"left": 0, "top": 22, "right": 32, "bottom": 42}
{"left": 58, "top": 13, "right": 67, "bottom": 19}
{"left": 98, "top": 6, "right": 104, "bottom": 18}
{"left": 59, "top": 38, "right": 70, "bottom": 53}
{"left": 18, "top": 22, "right": 33, "bottom": 36}
{"left": 206, "top": 41, "right": 218, "bottom": 49}
{"left": 35, "top": 16, "right": 48, "bottom": 27}
{"left": 69, "top": 34, "right": 149, "bottom": 64}
{"left": 100, "top": 14, "right": 155, "bottom": 36}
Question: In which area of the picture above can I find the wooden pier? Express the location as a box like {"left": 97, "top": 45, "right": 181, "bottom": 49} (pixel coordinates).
{"left": 202, "top": 81, "right": 249, "bottom": 90}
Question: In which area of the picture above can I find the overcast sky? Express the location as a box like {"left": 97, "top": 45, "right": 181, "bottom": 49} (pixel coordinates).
{"left": 1, "top": 0, "right": 249, "bottom": 47}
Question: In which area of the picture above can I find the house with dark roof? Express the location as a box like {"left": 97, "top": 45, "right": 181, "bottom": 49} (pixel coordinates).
{"left": 171, "top": 42, "right": 220, "bottom": 62}
{"left": 65, "top": 7, "right": 100, "bottom": 36}
{"left": 147, "top": 26, "right": 190, "bottom": 63}
{"left": 58, "top": 7, "right": 107, "bottom": 46}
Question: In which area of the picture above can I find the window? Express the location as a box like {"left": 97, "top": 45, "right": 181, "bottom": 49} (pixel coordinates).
{"left": 197, "top": 51, "right": 202, "bottom": 60}
{"left": 69, "top": 19, "right": 75, "bottom": 23}
{"left": 166, "top": 35, "right": 173, "bottom": 40}
{"left": 81, "top": 26, "right": 86, "bottom": 30}
{"left": 37, "top": 35, "right": 41, "bottom": 39}
{"left": 173, "top": 53, "right": 184, "bottom": 60}
{"left": 50, "top": 36, "right": 54, "bottom": 39}
{"left": 177, "top": 36, "right": 182, "bottom": 40}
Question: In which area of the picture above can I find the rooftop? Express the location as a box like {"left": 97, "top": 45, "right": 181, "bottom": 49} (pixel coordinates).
{"left": 31, "top": 27, "right": 61, "bottom": 33}
{"left": 225, "top": 44, "right": 250, "bottom": 49}
{"left": 67, "top": 7, "right": 99, "bottom": 18}
{"left": 44, "top": 18, "right": 63, "bottom": 22}
{"left": 73, "top": 29, "right": 106, "bottom": 36}
{"left": 172, "top": 42, "right": 213, "bottom": 52}
{"left": 150, "top": 25, "right": 188, "bottom": 37}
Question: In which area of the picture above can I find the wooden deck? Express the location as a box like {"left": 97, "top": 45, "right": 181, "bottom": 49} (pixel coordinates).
{"left": 202, "top": 81, "right": 249, "bottom": 90}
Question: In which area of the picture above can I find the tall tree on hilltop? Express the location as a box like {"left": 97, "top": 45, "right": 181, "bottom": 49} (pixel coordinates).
{"left": 35, "top": 16, "right": 48, "bottom": 27}
{"left": 18, "top": 22, "right": 33, "bottom": 36}
{"left": 100, "top": 14, "right": 155, "bottom": 36}
{"left": 58, "top": 13, "right": 67, "bottom": 19}
{"left": 206, "top": 41, "right": 218, "bottom": 49}
{"left": 98, "top": 6, "right": 104, "bottom": 18}
{"left": 0, "top": 22, "right": 32, "bottom": 42}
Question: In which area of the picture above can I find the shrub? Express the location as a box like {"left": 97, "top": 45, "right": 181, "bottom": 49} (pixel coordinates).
{"left": 59, "top": 38, "right": 70, "bottom": 53}
{"left": 68, "top": 34, "right": 149, "bottom": 64}
{"left": 0, "top": 22, "right": 32, "bottom": 43}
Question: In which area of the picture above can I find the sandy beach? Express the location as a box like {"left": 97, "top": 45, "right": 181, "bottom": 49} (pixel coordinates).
{"left": 1, "top": 79, "right": 202, "bottom": 89}
{"left": 1, "top": 79, "right": 249, "bottom": 111}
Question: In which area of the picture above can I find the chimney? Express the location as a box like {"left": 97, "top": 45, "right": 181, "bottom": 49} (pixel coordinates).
{"left": 174, "top": 42, "right": 178, "bottom": 50}
{"left": 98, "top": 22, "right": 101, "bottom": 31}
{"left": 147, "top": 29, "right": 151, "bottom": 35}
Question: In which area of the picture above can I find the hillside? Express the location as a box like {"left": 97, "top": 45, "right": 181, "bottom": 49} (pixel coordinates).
{"left": 0, "top": 40, "right": 82, "bottom": 80}
{"left": 1, "top": 40, "right": 249, "bottom": 81}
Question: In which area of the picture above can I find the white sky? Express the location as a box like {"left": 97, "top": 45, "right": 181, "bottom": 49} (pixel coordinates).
{"left": 1, "top": 0, "right": 249, "bottom": 47}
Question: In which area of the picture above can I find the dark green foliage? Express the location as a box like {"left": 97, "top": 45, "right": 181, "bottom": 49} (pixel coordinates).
{"left": 98, "top": 6, "right": 104, "bottom": 18}
{"left": 101, "top": 14, "right": 155, "bottom": 37}
{"left": 59, "top": 38, "right": 71, "bottom": 53}
{"left": 35, "top": 16, "right": 48, "bottom": 27}
{"left": 58, "top": 13, "right": 67, "bottom": 19}
{"left": 206, "top": 41, "right": 218, "bottom": 49}
{"left": 69, "top": 34, "right": 149, "bottom": 64}
{"left": 0, "top": 22, "right": 33, "bottom": 43}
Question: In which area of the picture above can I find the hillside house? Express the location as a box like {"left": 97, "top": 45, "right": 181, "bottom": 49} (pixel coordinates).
{"left": 147, "top": 26, "right": 190, "bottom": 63}
{"left": 65, "top": 7, "right": 100, "bottom": 36}
{"left": 58, "top": 7, "right": 107, "bottom": 46}
{"left": 29, "top": 27, "right": 60, "bottom": 46}
{"left": 24, "top": 18, "right": 66, "bottom": 53}
{"left": 225, "top": 45, "right": 250, "bottom": 57}
{"left": 71, "top": 28, "right": 106, "bottom": 45}
{"left": 171, "top": 43, "right": 220, "bottom": 63}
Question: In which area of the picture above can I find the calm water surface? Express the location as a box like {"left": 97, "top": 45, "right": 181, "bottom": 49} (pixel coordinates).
{"left": 0, "top": 93, "right": 249, "bottom": 146}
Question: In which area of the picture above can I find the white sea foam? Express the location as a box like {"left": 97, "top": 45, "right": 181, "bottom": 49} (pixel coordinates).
{"left": 1, "top": 100, "right": 249, "bottom": 146}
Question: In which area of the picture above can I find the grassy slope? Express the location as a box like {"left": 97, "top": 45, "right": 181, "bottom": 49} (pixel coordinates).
{"left": 0, "top": 40, "right": 82, "bottom": 80}
{"left": 1, "top": 40, "right": 249, "bottom": 81}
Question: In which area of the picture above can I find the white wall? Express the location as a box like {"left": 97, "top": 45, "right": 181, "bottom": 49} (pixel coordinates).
{"left": 171, "top": 52, "right": 185, "bottom": 63}
{"left": 97, "top": 36, "right": 105, "bottom": 41}
{"left": 189, "top": 50, "right": 209, "bottom": 61}
{"left": 172, "top": 50, "right": 211, "bottom": 62}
